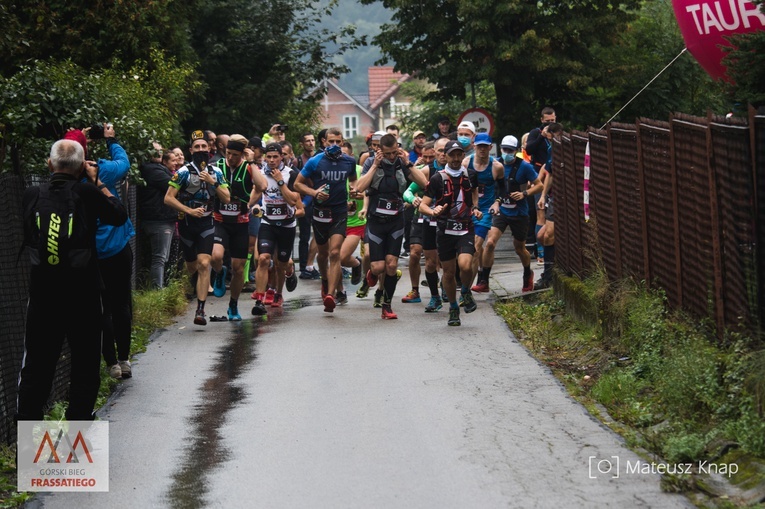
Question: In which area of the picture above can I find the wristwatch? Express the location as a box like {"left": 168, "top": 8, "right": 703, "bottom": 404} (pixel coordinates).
{"left": 277, "top": 179, "right": 285, "bottom": 186}
{"left": 522, "top": 190, "right": 528, "bottom": 197}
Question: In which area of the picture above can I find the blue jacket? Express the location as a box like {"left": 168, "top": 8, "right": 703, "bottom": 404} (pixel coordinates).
{"left": 95, "top": 139, "right": 135, "bottom": 259}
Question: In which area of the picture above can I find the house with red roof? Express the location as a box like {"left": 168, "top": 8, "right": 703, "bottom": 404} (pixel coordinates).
{"left": 368, "top": 67, "right": 413, "bottom": 131}
{"left": 310, "top": 78, "right": 376, "bottom": 141}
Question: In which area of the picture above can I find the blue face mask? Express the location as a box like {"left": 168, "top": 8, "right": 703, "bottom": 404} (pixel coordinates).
{"left": 457, "top": 136, "right": 471, "bottom": 148}
{"left": 325, "top": 144, "right": 342, "bottom": 158}
{"left": 502, "top": 153, "right": 516, "bottom": 164}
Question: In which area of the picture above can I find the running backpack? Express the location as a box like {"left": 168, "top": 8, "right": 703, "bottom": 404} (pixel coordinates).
{"left": 26, "top": 181, "right": 91, "bottom": 268}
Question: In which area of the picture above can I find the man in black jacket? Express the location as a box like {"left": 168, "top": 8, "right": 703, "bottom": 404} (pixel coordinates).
{"left": 17, "top": 139, "right": 128, "bottom": 421}
{"left": 138, "top": 141, "right": 177, "bottom": 288}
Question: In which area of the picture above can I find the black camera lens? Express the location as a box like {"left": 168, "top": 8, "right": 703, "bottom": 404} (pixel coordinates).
{"left": 90, "top": 123, "right": 105, "bottom": 139}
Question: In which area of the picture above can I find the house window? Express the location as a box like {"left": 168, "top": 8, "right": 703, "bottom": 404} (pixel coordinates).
{"left": 343, "top": 115, "right": 359, "bottom": 139}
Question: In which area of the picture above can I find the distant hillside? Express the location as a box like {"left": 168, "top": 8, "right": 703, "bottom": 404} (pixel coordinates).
{"left": 317, "top": 0, "right": 393, "bottom": 97}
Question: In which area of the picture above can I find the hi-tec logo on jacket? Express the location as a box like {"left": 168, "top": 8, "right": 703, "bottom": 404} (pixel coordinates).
{"left": 46, "top": 213, "right": 62, "bottom": 265}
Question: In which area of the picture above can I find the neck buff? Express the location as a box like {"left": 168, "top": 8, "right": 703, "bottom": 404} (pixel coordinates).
{"left": 445, "top": 166, "right": 463, "bottom": 177}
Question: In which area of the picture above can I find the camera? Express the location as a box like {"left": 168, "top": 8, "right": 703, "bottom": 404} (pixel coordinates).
{"left": 275, "top": 124, "right": 288, "bottom": 133}
{"left": 89, "top": 123, "right": 112, "bottom": 140}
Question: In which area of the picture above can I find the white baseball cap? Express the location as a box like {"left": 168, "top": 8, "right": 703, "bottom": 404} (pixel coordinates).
{"left": 501, "top": 135, "right": 519, "bottom": 149}
{"left": 457, "top": 121, "right": 475, "bottom": 134}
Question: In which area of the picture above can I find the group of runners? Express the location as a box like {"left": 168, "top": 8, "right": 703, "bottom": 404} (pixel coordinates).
{"left": 166, "top": 111, "right": 560, "bottom": 327}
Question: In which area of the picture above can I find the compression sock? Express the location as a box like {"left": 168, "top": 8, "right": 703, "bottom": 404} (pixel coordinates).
{"left": 535, "top": 225, "right": 544, "bottom": 259}
{"left": 197, "top": 299, "right": 206, "bottom": 311}
{"left": 523, "top": 265, "right": 532, "bottom": 278}
{"left": 481, "top": 266, "right": 492, "bottom": 283}
{"left": 243, "top": 254, "right": 252, "bottom": 283}
{"left": 229, "top": 298, "right": 238, "bottom": 311}
{"left": 384, "top": 270, "right": 398, "bottom": 304}
{"left": 425, "top": 270, "right": 439, "bottom": 297}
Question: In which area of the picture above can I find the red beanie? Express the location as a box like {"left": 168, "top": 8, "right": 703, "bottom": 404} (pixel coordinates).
{"left": 63, "top": 130, "right": 88, "bottom": 158}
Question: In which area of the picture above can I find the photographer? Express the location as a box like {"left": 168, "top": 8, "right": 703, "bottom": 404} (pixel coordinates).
{"left": 17, "top": 139, "right": 128, "bottom": 421}
{"left": 83, "top": 123, "right": 136, "bottom": 380}
{"left": 265, "top": 123, "right": 287, "bottom": 144}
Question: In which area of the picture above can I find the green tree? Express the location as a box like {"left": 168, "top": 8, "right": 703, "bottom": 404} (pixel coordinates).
{"left": 184, "top": 0, "right": 366, "bottom": 137}
{"left": 723, "top": 1, "right": 765, "bottom": 107}
{"left": 0, "top": 0, "right": 197, "bottom": 76}
{"left": 361, "top": 0, "right": 640, "bottom": 135}
{"left": 565, "top": 0, "right": 727, "bottom": 128}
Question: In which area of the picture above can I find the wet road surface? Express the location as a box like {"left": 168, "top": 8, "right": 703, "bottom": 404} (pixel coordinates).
{"left": 30, "top": 241, "right": 692, "bottom": 508}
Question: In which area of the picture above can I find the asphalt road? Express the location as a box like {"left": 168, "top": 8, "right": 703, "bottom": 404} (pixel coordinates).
{"left": 30, "top": 240, "right": 693, "bottom": 509}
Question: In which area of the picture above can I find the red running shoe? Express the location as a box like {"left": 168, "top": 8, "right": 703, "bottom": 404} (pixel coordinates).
{"left": 381, "top": 304, "right": 398, "bottom": 319}
{"left": 323, "top": 294, "right": 336, "bottom": 313}
{"left": 271, "top": 293, "right": 283, "bottom": 308}
{"left": 365, "top": 269, "right": 378, "bottom": 288}
{"left": 522, "top": 270, "right": 534, "bottom": 293}
{"left": 471, "top": 281, "right": 490, "bottom": 293}
{"left": 264, "top": 288, "right": 275, "bottom": 305}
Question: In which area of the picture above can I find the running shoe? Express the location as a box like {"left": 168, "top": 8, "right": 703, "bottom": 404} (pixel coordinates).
{"left": 471, "top": 280, "right": 490, "bottom": 293}
{"left": 522, "top": 270, "right": 535, "bottom": 293}
{"left": 285, "top": 270, "right": 298, "bottom": 292}
{"left": 373, "top": 289, "right": 383, "bottom": 308}
{"left": 227, "top": 306, "right": 242, "bottom": 321}
{"left": 300, "top": 268, "right": 321, "bottom": 280}
{"left": 108, "top": 364, "right": 122, "bottom": 379}
{"left": 381, "top": 304, "right": 398, "bottom": 319}
{"left": 365, "top": 269, "right": 378, "bottom": 288}
{"left": 356, "top": 281, "right": 370, "bottom": 298}
{"left": 351, "top": 257, "right": 362, "bottom": 285}
{"left": 342, "top": 267, "right": 352, "bottom": 280}
{"left": 212, "top": 266, "right": 228, "bottom": 297}
{"left": 335, "top": 290, "right": 348, "bottom": 305}
{"left": 458, "top": 295, "right": 465, "bottom": 307}
{"left": 323, "top": 294, "right": 336, "bottom": 313}
{"left": 321, "top": 279, "right": 329, "bottom": 298}
{"left": 401, "top": 289, "right": 421, "bottom": 303}
{"left": 264, "top": 288, "right": 275, "bottom": 305}
{"left": 440, "top": 280, "right": 449, "bottom": 302}
{"left": 537, "top": 257, "right": 545, "bottom": 266}
{"left": 448, "top": 308, "right": 461, "bottom": 326}
{"left": 119, "top": 360, "right": 132, "bottom": 379}
{"left": 251, "top": 300, "right": 267, "bottom": 316}
{"left": 424, "top": 296, "right": 443, "bottom": 313}
{"left": 534, "top": 273, "right": 551, "bottom": 291}
{"left": 194, "top": 309, "right": 207, "bottom": 326}
{"left": 271, "top": 293, "right": 284, "bottom": 308}
{"left": 462, "top": 291, "right": 477, "bottom": 313}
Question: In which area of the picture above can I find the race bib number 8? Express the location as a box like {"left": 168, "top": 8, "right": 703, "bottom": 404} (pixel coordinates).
{"left": 375, "top": 197, "right": 401, "bottom": 216}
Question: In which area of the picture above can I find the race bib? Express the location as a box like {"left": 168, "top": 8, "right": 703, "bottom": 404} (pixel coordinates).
{"left": 220, "top": 202, "right": 241, "bottom": 216}
{"left": 500, "top": 197, "right": 517, "bottom": 209}
{"left": 313, "top": 207, "right": 332, "bottom": 223}
{"left": 445, "top": 218, "right": 469, "bottom": 236}
{"left": 375, "top": 197, "right": 401, "bottom": 216}
{"left": 266, "top": 203, "right": 289, "bottom": 220}
{"left": 478, "top": 184, "right": 486, "bottom": 199}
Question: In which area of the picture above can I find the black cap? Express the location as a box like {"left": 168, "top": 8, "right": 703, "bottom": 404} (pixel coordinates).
{"left": 264, "top": 142, "right": 282, "bottom": 154}
{"left": 444, "top": 140, "right": 464, "bottom": 155}
{"left": 248, "top": 136, "right": 264, "bottom": 150}
{"left": 438, "top": 115, "right": 450, "bottom": 124}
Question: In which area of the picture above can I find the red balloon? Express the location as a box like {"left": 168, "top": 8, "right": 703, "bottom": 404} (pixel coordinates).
{"left": 672, "top": 0, "right": 765, "bottom": 80}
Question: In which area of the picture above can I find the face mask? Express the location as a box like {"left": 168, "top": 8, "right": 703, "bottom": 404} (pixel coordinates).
{"left": 325, "top": 144, "right": 342, "bottom": 159}
{"left": 192, "top": 151, "right": 209, "bottom": 170}
{"left": 502, "top": 153, "right": 516, "bottom": 164}
{"left": 381, "top": 158, "right": 395, "bottom": 170}
{"left": 457, "top": 136, "right": 471, "bottom": 149}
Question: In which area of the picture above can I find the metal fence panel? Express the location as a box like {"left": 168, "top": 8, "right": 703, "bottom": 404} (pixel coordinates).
{"left": 552, "top": 136, "right": 572, "bottom": 274}
{"left": 637, "top": 120, "right": 680, "bottom": 308}
{"left": 609, "top": 124, "right": 645, "bottom": 279}
{"left": 709, "top": 116, "right": 757, "bottom": 332}
{"left": 571, "top": 131, "right": 595, "bottom": 275}
{"left": 752, "top": 106, "right": 765, "bottom": 329}
{"left": 671, "top": 114, "right": 717, "bottom": 325}
{"left": 588, "top": 129, "right": 621, "bottom": 281}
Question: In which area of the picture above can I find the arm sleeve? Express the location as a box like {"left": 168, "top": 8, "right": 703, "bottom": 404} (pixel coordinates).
{"left": 403, "top": 182, "right": 422, "bottom": 204}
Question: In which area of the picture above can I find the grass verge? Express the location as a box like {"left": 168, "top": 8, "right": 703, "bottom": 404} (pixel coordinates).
{"left": 497, "top": 270, "right": 765, "bottom": 507}
{"left": 0, "top": 279, "right": 188, "bottom": 507}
